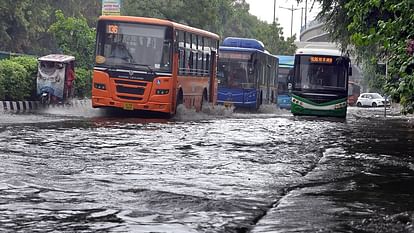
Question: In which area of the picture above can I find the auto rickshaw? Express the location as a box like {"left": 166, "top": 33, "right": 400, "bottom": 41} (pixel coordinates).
{"left": 37, "top": 54, "right": 75, "bottom": 105}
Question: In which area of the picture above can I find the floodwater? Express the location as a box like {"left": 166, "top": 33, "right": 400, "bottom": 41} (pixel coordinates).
{"left": 0, "top": 104, "right": 413, "bottom": 233}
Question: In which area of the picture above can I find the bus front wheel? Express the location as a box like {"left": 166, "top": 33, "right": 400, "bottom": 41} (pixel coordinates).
{"left": 173, "top": 90, "right": 183, "bottom": 116}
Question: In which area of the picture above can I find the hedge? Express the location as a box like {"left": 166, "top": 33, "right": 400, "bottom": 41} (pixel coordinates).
{"left": 0, "top": 60, "right": 31, "bottom": 101}
{"left": 10, "top": 56, "right": 38, "bottom": 100}
{"left": 74, "top": 67, "right": 92, "bottom": 98}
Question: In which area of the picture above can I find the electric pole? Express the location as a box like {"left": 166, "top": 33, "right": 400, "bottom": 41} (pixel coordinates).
{"left": 305, "top": 0, "right": 308, "bottom": 29}
{"left": 280, "top": 5, "right": 300, "bottom": 37}
{"left": 301, "top": 7, "right": 304, "bottom": 29}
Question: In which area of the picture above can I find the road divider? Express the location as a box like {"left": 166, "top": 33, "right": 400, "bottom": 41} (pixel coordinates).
{"left": 0, "top": 99, "right": 91, "bottom": 113}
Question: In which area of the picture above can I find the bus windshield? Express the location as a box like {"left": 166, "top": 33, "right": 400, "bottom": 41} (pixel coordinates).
{"left": 278, "top": 67, "right": 293, "bottom": 95}
{"left": 217, "top": 51, "right": 254, "bottom": 89}
{"left": 95, "top": 21, "right": 173, "bottom": 72}
{"left": 295, "top": 55, "right": 348, "bottom": 91}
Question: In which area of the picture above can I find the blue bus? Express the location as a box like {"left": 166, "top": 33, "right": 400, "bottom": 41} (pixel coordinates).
{"left": 217, "top": 37, "right": 279, "bottom": 109}
{"left": 276, "top": 55, "right": 294, "bottom": 109}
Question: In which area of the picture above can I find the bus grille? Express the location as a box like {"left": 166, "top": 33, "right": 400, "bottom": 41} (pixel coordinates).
{"left": 116, "top": 86, "right": 145, "bottom": 95}
{"left": 307, "top": 95, "right": 329, "bottom": 104}
{"left": 301, "top": 94, "right": 343, "bottom": 104}
{"left": 117, "top": 95, "right": 143, "bottom": 101}
{"left": 115, "top": 80, "right": 147, "bottom": 87}
{"left": 114, "top": 79, "right": 147, "bottom": 100}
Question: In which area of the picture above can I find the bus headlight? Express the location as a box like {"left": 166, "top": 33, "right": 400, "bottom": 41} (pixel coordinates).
{"left": 335, "top": 102, "right": 347, "bottom": 109}
{"left": 156, "top": 89, "right": 169, "bottom": 95}
{"left": 94, "top": 83, "right": 106, "bottom": 90}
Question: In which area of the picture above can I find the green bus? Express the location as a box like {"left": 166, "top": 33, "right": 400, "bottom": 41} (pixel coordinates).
{"left": 290, "top": 48, "right": 352, "bottom": 118}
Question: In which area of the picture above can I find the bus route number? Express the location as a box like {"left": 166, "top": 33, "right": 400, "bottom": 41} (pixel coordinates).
{"left": 310, "top": 56, "right": 333, "bottom": 64}
{"left": 107, "top": 25, "right": 119, "bottom": 34}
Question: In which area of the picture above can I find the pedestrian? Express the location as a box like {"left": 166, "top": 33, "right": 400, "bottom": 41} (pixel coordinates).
{"left": 65, "top": 62, "right": 75, "bottom": 100}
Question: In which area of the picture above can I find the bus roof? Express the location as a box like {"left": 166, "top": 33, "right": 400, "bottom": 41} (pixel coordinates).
{"left": 276, "top": 55, "right": 294, "bottom": 67}
{"left": 222, "top": 37, "right": 265, "bottom": 51}
{"left": 295, "top": 48, "right": 343, "bottom": 57}
{"left": 219, "top": 46, "right": 263, "bottom": 53}
{"left": 98, "top": 16, "right": 220, "bottom": 40}
{"left": 219, "top": 46, "right": 278, "bottom": 59}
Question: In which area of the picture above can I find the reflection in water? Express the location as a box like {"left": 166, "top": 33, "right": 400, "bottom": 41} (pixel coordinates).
{"left": 0, "top": 108, "right": 413, "bottom": 232}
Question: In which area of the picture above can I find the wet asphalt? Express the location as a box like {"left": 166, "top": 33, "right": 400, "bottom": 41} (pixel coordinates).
{"left": 0, "top": 105, "right": 413, "bottom": 232}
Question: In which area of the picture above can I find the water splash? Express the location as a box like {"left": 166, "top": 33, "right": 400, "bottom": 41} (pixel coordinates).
{"left": 173, "top": 103, "right": 234, "bottom": 121}
{"left": 39, "top": 99, "right": 105, "bottom": 118}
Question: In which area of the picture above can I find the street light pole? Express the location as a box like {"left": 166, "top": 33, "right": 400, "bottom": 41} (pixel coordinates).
{"left": 273, "top": 0, "right": 277, "bottom": 24}
{"left": 305, "top": 0, "right": 308, "bottom": 29}
{"left": 280, "top": 5, "right": 300, "bottom": 37}
{"left": 301, "top": 7, "right": 304, "bottom": 29}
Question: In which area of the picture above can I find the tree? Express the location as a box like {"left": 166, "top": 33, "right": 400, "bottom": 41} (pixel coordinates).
{"left": 48, "top": 10, "right": 95, "bottom": 69}
{"left": 256, "top": 23, "right": 297, "bottom": 55}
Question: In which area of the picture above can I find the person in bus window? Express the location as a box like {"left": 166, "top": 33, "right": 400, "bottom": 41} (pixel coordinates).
{"left": 228, "top": 68, "right": 242, "bottom": 88}
{"left": 110, "top": 42, "right": 132, "bottom": 61}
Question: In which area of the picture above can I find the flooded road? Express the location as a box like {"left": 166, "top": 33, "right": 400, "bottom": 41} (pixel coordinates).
{"left": 0, "top": 106, "right": 413, "bottom": 232}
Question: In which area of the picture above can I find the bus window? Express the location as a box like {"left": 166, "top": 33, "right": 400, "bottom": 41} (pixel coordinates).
{"left": 296, "top": 55, "right": 348, "bottom": 90}
{"left": 96, "top": 22, "right": 173, "bottom": 72}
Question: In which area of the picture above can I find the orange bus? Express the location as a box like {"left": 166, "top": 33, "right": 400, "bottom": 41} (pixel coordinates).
{"left": 92, "top": 16, "right": 220, "bottom": 116}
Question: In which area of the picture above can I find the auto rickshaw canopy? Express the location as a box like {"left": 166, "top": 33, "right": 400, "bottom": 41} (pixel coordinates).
{"left": 38, "top": 54, "right": 75, "bottom": 63}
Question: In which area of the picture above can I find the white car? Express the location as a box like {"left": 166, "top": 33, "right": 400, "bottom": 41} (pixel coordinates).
{"left": 356, "top": 93, "right": 389, "bottom": 107}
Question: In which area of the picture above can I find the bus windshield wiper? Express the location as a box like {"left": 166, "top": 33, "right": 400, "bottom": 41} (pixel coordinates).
{"left": 121, "top": 62, "right": 157, "bottom": 75}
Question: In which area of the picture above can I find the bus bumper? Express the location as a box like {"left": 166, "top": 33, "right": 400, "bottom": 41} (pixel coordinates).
{"left": 291, "top": 104, "right": 347, "bottom": 118}
{"left": 92, "top": 96, "right": 172, "bottom": 114}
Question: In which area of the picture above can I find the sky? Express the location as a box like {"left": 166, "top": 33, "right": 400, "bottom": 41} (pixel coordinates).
{"left": 245, "top": 0, "right": 320, "bottom": 40}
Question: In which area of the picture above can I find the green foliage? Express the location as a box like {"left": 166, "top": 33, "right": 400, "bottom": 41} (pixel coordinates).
{"left": 74, "top": 67, "right": 92, "bottom": 98}
{"left": 0, "top": 70, "right": 3, "bottom": 99}
{"left": 0, "top": 1, "right": 100, "bottom": 55}
{"left": 10, "top": 56, "right": 37, "bottom": 76}
{"left": 9, "top": 56, "right": 38, "bottom": 99}
{"left": 0, "top": 60, "right": 31, "bottom": 100}
{"left": 256, "top": 23, "right": 297, "bottom": 55}
{"left": 48, "top": 10, "right": 95, "bottom": 69}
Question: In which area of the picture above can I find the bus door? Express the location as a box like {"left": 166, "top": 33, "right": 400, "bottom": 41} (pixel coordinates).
{"left": 265, "top": 57, "right": 272, "bottom": 104}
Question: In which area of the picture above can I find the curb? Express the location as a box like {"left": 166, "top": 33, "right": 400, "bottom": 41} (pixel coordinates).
{"left": 0, "top": 99, "right": 91, "bottom": 113}
{"left": 0, "top": 101, "right": 40, "bottom": 112}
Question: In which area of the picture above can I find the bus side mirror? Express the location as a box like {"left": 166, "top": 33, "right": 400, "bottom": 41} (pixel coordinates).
{"left": 349, "top": 66, "right": 353, "bottom": 76}
{"left": 248, "top": 66, "right": 254, "bottom": 75}
{"left": 287, "top": 75, "right": 292, "bottom": 83}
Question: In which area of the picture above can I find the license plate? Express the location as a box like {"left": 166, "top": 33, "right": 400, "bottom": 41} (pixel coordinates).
{"left": 123, "top": 103, "right": 134, "bottom": 110}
